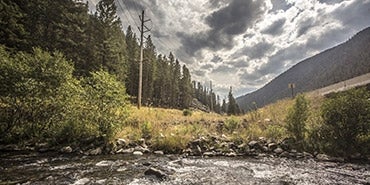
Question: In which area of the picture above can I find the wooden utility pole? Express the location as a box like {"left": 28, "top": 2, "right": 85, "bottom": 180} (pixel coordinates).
{"left": 288, "top": 83, "right": 295, "bottom": 99}
{"left": 138, "top": 10, "right": 151, "bottom": 109}
{"left": 210, "top": 81, "right": 213, "bottom": 112}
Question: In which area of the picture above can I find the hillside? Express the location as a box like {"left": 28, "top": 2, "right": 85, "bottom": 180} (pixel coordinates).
{"left": 237, "top": 27, "right": 370, "bottom": 110}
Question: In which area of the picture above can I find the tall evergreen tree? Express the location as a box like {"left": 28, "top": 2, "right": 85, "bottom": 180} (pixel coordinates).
{"left": 125, "top": 26, "right": 139, "bottom": 97}
{"left": 180, "top": 65, "right": 193, "bottom": 108}
{"left": 227, "top": 86, "right": 239, "bottom": 115}
{"left": 142, "top": 35, "right": 156, "bottom": 105}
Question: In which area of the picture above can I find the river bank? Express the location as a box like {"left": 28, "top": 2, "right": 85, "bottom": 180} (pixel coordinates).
{"left": 1, "top": 134, "right": 368, "bottom": 164}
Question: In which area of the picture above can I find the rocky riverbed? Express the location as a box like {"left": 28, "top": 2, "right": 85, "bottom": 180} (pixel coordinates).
{"left": 0, "top": 151, "right": 369, "bottom": 185}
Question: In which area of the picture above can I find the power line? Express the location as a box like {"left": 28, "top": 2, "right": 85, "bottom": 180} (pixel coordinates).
{"left": 117, "top": 0, "right": 140, "bottom": 29}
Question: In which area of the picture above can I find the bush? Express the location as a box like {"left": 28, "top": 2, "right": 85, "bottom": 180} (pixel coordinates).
{"left": 224, "top": 117, "right": 240, "bottom": 133}
{"left": 183, "top": 109, "right": 193, "bottom": 116}
{"left": 0, "top": 46, "right": 77, "bottom": 142}
{"left": 0, "top": 46, "right": 130, "bottom": 145}
{"left": 82, "top": 70, "right": 130, "bottom": 142}
{"left": 318, "top": 88, "right": 370, "bottom": 157}
{"left": 285, "top": 94, "right": 309, "bottom": 149}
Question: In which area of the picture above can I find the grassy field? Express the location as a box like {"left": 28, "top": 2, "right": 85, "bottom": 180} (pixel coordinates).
{"left": 115, "top": 93, "right": 325, "bottom": 153}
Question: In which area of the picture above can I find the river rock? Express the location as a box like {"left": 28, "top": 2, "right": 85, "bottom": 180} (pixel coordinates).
{"left": 316, "top": 154, "right": 330, "bottom": 161}
{"left": 133, "top": 151, "right": 143, "bottom": 156}
{"left": 88, "top": 147, "right": 102, "bottom": 156}
{"left": 60, "top": 146, "right": 73, "bottom": 153}
{"left": 226, "top": 152, "right": 237, "bottom": 157}
{"left": 154, "top": 151, "right": 164, "bottom": 155}
{"left": 267, "top": 143, "right": 278, "bottom": 151}
{"left": 273, "top": 147, "right": 283, "bottom": 154}
{"left": 72, "top": 178, "right": 90, "bottom": 185}
{"left": 144, "top": 167, "right": 168, "bottom": 181}
{"left": 280, "top": 151, "right": 290, "bottom": 158}
{"left": 248, "top": 140, "right": 259, "bottom": 148}
{"left": 303, "top": 152, "right": 314, "bottom": 158}
{"left": 116, "top": 138, "right": 127, "bottom": 147}
{"left": 203, "top": 151, "right": 215, "bottom": 157}
{"left": 134, "top": 146, "right": 150, "bottom": 153}
{"left": 96, "top": 160, "right": 114, "bottom": 167}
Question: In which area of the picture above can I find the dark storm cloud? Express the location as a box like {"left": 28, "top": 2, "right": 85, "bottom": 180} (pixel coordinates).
{"left": 296, "top": 18, "right": 315, "bottom": 38}
{"left": 211, "top": 54, "right": 223, "bottom": 63}
{"left": 240, "top": 72, "right": 269, "bottom": 86}
{"left": 178, "top": 0, "right": 265, "bottom": 55}
{"left": 318, "top": 0, "right": 346, "bottom": 5}
{"left": 250, "top": 44, "right": 307, "bottom": 80}
{"left": 233, "top": 60, "right": 249, "bottom": 68}
{"left": 332, "top": 0, "right": 370, "bottom": 29}
{"left": 262, "top": 18, "right": 286, "bottom": 35}
{"left": 233, "top": 40, "right": 274, "bottom": 59}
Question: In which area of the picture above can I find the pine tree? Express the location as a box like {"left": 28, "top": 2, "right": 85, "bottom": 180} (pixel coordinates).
{"left": 179, "top": 65, "right": 193, "bottom": 108}
{"left": 142, "top": 35, "right": 156, "bottom": 105}
{"left": 125, "top": 26, "right": 139, "bottom": 97}
{"left": 227, "top": 86, "right": 239, "bottom": 115}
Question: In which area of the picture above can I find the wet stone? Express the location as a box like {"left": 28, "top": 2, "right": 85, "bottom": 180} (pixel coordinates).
{"left": 133, "top": 151, "right": 143, "bottom": 156}
{"left": 60, "top": 146, "right": 73, "bottom": 154}
{"left": 117, "top": 148, "right": 134, "bottom": 154}
{"left": 144, "top": 167, "right": 168, "bottom": 181}
{"left": 154, "top": 151, "right": 164, "bottom": 155}
{"left": 274, "top": 147, "right": 283, "bottom": 154}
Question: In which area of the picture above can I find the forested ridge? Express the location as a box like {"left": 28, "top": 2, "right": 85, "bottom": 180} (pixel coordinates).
{"left": 236, "top": 27, "right": 370, "bottom": 111}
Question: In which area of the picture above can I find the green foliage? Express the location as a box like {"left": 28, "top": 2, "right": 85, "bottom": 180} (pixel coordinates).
{"left": 285, "top": 94, "right": 309, "bottom": 148}
{"left": 183, "top": 109, "right": 193, "bottom": 116}
{"left": 0, "top": 46, "right": 130, "bottom": 145}
{"left": 224, "top": 117, "right": 240, "bottom": 133}
{"left": 227, "top": 87, "right": 240, "bottom": 115}
{"left": 266, "top": 124, "right": 287, "bottom": 141}
{"left": 316, "top": 88, "right": 370, "bottom": 157}
{"left": 82, "top": 70, "right": 129, "bottom": 142}
{"left": 141, "top": 121, "right": 152, "bottom": 140}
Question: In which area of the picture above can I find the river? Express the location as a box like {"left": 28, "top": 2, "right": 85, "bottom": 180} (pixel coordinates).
{"left": 1, "top": 152, "right": 369, "bottom": 185}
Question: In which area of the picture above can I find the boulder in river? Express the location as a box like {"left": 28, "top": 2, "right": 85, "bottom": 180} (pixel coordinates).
{"left": 88, "top": 147, "right": 102, "bottom": 156}
{"left": 133, "top": 151, "right": 143, "bottom": 156}
{"left": 60, "top": 146, "right": 73, "bottom": 154}
{"left": 273, "top": 147, "right": 283, "bottom": 154}
{"left": 144, "top": 167, "right": 168, "bottom": 181}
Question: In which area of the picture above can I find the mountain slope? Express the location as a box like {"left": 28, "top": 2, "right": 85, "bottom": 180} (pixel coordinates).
{"left": 236, "top": 27, "right": 370, "bottom": 111}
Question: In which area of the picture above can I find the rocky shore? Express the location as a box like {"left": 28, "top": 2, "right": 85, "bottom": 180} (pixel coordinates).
{"left": 1, "top": 135, "right": 367, "bottom": 163}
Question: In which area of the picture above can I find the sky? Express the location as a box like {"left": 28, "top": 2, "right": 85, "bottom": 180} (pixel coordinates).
{"left": 87, "top": 0, "right": 370, "bottom": 98}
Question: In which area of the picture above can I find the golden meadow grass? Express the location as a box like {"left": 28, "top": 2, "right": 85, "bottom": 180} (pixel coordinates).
{"left": 115, "top": 93, "right": 324, "bottom": 152}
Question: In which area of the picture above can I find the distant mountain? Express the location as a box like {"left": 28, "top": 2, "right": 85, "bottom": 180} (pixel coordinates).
{"left": 236, "top": 27, "right": 370, "bottom": 111}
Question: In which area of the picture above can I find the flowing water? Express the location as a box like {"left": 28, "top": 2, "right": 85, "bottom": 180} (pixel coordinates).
{"left": 1, "top": 152, "right": 369, "bottom": 185}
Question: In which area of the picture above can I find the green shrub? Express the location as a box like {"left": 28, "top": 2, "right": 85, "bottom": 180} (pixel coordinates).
{"left": 0, "top": 46, "right": 130, "bottom": 145}
{"left": 82, "top": 70, "right": 130, "bottom": 142}
{"left": 0, "top": 46, "right": 77, "bottom": 142}
{"left": 141, "top": 121, "right": 152, "bottom": 140}
{"left": 183, "top": 109, "right": 193, "bottom": 116}
{"left": 318, "top": 88, "right": 370, "bottom": 157}
{"left": 285, "top": 94, "right": 309, "bottom": 149}
{"left": 225, "top": 117, "right": 240, "bottom": 133}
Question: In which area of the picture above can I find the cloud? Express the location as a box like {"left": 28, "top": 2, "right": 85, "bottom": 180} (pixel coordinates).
{"left": 233, "top": 40, "right": 274, "bottom": 59}
{"left": 262, "top": 18, "right": 286, "bottom": 35}
{"left": 296, "top": 17, "right": 315, "bottom": 38}
{"left": 86, "top": 0, "right": 370, "bottom": 98}
{"left": 178, "top": 0, "right": 266, "bottom": 55}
